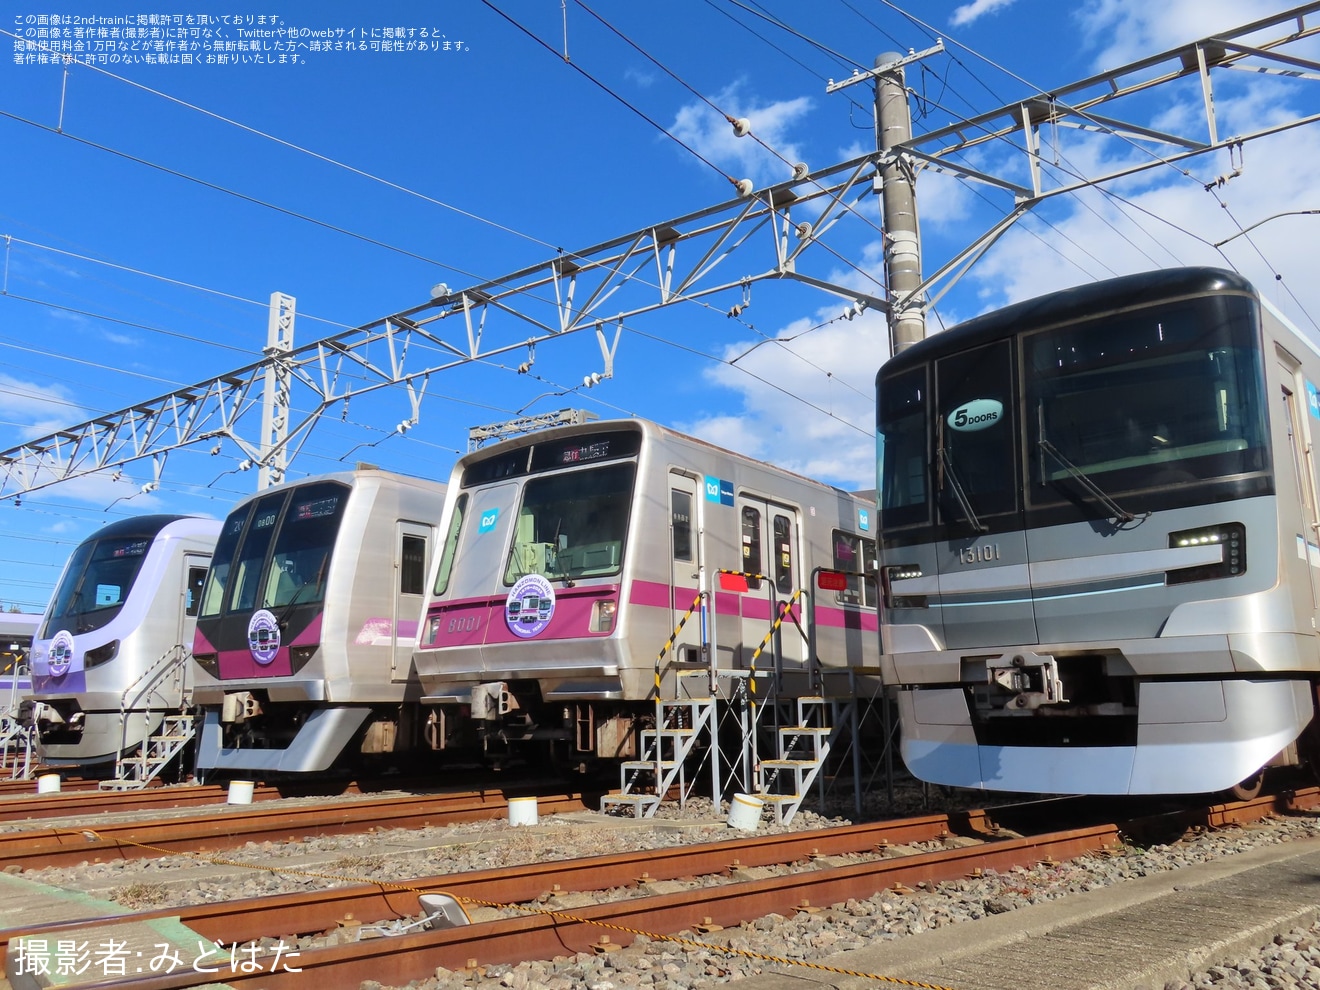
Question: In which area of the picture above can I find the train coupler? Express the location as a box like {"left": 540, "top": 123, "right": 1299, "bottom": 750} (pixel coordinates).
{"left": 986, "top": 651, "right": 1067, "bottom": 710}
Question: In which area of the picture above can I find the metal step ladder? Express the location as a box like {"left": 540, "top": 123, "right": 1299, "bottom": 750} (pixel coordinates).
{"left": 756, "top": 693, "right": 854, "bottom": 825}
{"left": 99, "top": 645, "right": 196, "bottom": 791}
{"left": 600, "top": 670, "right": 717, "bottom": 818}
{"left": 100, "top": 712, "right": 196, "bottom": 790}
{"left": 0, "top": 667, "right": 35, "bottom": 781}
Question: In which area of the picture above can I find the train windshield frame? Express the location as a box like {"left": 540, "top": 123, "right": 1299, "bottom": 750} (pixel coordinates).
{"left": 41, "top": 534, "right": 153, "bottom": 637}
{"left": 199, "top": 480, "right": 350, "bottom": 619}
{"left": 503, "top": 461, "right": 637, "bottom": 585}
{"left": 878, "top": 291, "right": 1272, "bottom": 540}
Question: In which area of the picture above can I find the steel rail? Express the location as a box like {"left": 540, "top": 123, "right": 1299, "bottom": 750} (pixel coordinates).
{"left": 0, "top": 809, "right": 999, "bottom": 955}
{"left": 0, "top": 788, "right": 597, "bottom": 869}
{"left": 12, "top": 789, "right": 1319, "bottom": 988}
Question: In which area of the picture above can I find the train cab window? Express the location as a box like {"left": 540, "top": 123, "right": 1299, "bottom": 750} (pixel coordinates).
{"left": 200, "top": 508, "right": 251, "bottom": 619}
{"left": 232, "top": 493, "right": 286, "bottom": 613}
{"left": 503, "top": 462, "right": 635, "bottom": 584}
{"left": 433, "top": 494, "right": 467, "bottom": 596}
{"left": 185, "top": 566, "right": 207, "bottom": 617}
{"left": 671, "top": 489, "right": 693, "bottom": 563}
{"left": 42, "top": 535, "right": 151, "bottom": 637}
{"left": 741, "top": 507, "right": 763, "bottom": 590}
{"left": 831, "top": 530, "right": 877, "bottom": 608}
{"left": 878, "top": 365, "right": 930, "bottom": 531}
{"left": 936, "top": 340, "right": 1017, "bottom": 527}
{"left": 400, "top": 535, "right": 427, "bottom": 596}
{"left": 261, "top": 483, "right": 346, "bottom": 610}
{"left": 773, "top": 514, "right": 794, "bottom": 594}
{"left": 1024, "top": 295, "right": 1269, "bottom": 507}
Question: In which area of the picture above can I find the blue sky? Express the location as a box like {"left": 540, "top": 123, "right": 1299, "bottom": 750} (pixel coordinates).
{"left": 1, "top": 0, "right": 1319, "bottom": 613}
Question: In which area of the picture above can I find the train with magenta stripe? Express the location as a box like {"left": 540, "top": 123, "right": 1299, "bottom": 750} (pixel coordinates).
{"left": 189, "top": 466, "right": 447, "bottom": 775}
{"left": 411, "top": 417, "right": 880, "bottom": 768}
{"left": 877, "top": 267, "right": 1320, "bottom": 797}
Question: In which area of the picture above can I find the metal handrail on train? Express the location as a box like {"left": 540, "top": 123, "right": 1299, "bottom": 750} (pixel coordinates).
{"left": 110, "top": 643, "right": 192, "bottom": 775}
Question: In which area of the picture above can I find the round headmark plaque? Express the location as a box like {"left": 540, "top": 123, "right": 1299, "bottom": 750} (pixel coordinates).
{"left": 505, "top": 574, "right": 556, "bottom": 639}
{"left": 247, "top": 608, "right": 281, "bottom": 665}
{"left": 48, "top": 630, "right": 75, "bottom": 678}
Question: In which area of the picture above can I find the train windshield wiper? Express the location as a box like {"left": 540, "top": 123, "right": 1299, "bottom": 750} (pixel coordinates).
{"left": 938, "top": 447, "right": 988, "bottom": 533}
{"left": 1037, "top": 438, "right": 1138, "bottom": 525}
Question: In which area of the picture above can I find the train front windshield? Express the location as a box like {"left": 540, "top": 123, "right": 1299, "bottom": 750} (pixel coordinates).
{"left": 200, "top": 481, "right": 348, "bottom": 619}
{"left": 433, "top": 431, "right": 640, "bottom": 597}
{"left": 503, "top": 463, "right": 634, "bottom": 583}
{"left": 879, "top": 293, "right": 1271, "bottom": 536}
{"left": 41, "top": 535, "right": 152, "bottom": 637}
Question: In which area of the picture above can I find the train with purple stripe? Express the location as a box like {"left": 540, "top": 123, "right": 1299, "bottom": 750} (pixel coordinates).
{"left": 189, "top": 467, "right": 446, "bottom": 775}
{"left": 412, "top": 417, "right": 880, "bottom": 767}
{"left": 28, "top": 514, "right": 220, "bottom": 765}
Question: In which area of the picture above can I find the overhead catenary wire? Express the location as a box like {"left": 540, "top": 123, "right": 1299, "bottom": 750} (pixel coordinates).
{"left": 0, "top": 27, "right": 557, "bottom": 255}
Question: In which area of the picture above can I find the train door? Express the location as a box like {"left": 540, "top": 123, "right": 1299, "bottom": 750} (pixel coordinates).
{"left": 668, "top": 472, "right": 704, "bottom": 665}
{"left": 392, "top": 522, "right": 432, "bottom": 680}
{"left": 733, "top": 495, "right": 807, "bottom": 674}
{"left": 1276, "top": 353, "right": 1320, "bottom": 616}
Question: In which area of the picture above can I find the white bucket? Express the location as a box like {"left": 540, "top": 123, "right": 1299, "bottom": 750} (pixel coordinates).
{"left": 36, "top": 773, "right": 60, "bottom": 795}
{"left": 727, "top": 793, "right": 764, "bottom": 830}
{"left": 227, "top": 780, "right": 255, "bottom": 805}
{"left": 508, "top": 796, "right": 539, "bottom": 826}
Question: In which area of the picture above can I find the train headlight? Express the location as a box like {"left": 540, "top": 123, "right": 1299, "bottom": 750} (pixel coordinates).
{"left": 1167, "top": 522, "right": 1246, "bottom": 584}
{"left": 590, "top": 599, "right": 617, "bottom": 633}
{"left": 883, "top": 564, "right": 927, "bottom": 609}
{"left": 84, "top": 640, "right": 119, "bottom": 669}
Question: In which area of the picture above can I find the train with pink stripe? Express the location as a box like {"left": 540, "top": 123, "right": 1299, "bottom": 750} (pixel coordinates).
{"left": 189, "top": 467, "right": 446, "bottom": 775}
{"left": 412, "top": 417, "right": 880, "bottom": 768}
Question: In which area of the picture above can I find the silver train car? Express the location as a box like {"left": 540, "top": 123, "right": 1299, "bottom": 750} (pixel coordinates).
{"left": 190, "top": 467, "right": 446, "bottom": 774}
{"left": 412, "top": 417, "right": 880, "bottom": 765}
{"left": 28, "top": 515, "right": 220, "bottom": 765}
{"left": 876, "top": 267, "right": 1320, "bottom": 796}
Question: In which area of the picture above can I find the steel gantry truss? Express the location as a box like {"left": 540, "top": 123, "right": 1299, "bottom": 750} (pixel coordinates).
{"left": 0, "top": 152, "right": 890, "bottom": 501}
{"left": 3, "top": 3, "right": 1320, "bottom": 499}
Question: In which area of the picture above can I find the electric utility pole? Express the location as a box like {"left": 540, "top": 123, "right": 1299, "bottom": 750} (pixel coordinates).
{"left": 829, "top": 43, "right": 942, "bottom": 355}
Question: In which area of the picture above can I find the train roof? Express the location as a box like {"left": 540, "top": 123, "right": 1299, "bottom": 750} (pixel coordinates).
{"left": 880, "top": 267, "right": 1257, "bottom": 378}
{"left": 461, "top": 416, "right": 864, "bottom": 499}
{"left": 81, "top": 513, "right": 214, "bottom": 542}
{"left": 219, "top": 465, "right": 447, "bottom": 508}
{"left": 0, "top": 612, "right": 40, "bottom": 638}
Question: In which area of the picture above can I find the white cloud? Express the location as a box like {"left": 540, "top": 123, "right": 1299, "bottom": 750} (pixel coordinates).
{"left": 677, "top": 290, "right": 891, "bottom": 491}
{"left": 624, "top": 66, "right": 656, "bottom": 88}
{"left": 950, "top": 0, "right": 1017, "bottom": 29}
{"left": 1077, "top": 0, "right": 1281, "bottom": 69}
{"left": 954, "top": 120, "right": 1320, "bottom": 335}
{"left": 0, "top": 374, "right": 87, "bottom": 441}
{"left": 670, "top": 82, "right": 813, "bottom": 187}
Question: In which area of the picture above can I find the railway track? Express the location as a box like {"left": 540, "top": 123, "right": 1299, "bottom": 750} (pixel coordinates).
{"left": 6, "top": 787, "right": 1317, "bottom": 989}
{"left": 0, "top": 787, "right": 599, "bottom": 869}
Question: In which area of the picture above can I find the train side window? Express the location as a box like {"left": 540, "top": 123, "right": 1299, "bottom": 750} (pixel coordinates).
{"left": 400, "top": 535, "right": 427, "bottom": 596}
{"left": 671, "top": 489, "right": 693, "bottom": 562}
{"left": 185, "top": 566, "right": 207, "bottom": 617}
{"left": 773, "top": 514, "right": 794, "bottom": 593}
{"left": 741, "top": 506, "right": 763, "bottom": 590}
{"left": 433, "top": 494, "right": 467, "bottom": 596}
{"left": 831, "top": 531, "right": 877, "bottom": 607}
